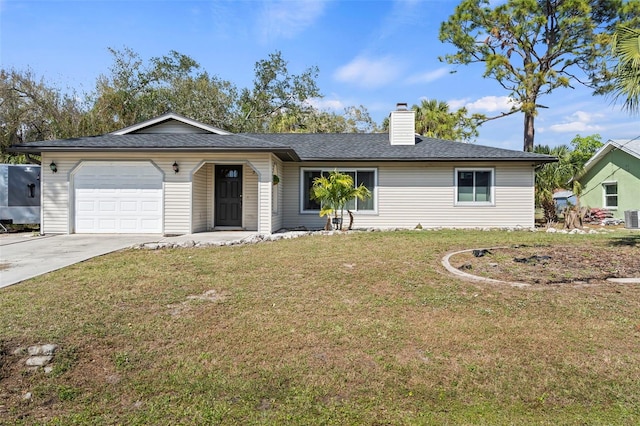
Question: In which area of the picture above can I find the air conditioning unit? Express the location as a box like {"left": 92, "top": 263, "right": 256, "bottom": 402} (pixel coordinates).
{"left": 625, "top": 210, "right": 640, "bottom": 229}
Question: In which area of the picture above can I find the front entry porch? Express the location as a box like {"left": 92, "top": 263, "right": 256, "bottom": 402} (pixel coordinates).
{"left": 191, "top": 162, "right": 260, "bottom": 233}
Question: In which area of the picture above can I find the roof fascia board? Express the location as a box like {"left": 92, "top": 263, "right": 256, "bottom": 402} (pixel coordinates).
{"left": 296, "top": 157, "right": 555, "bottom": 163}
{"left": 8, "top": 145, "right": 300, "bottom": 159}
{"left": 612, "top": 140, "right": 640, "bottom": 160}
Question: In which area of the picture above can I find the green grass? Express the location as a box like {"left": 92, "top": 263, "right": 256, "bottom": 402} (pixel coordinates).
{"left": 1, "top": 230, "right": 639, "bottom": 425}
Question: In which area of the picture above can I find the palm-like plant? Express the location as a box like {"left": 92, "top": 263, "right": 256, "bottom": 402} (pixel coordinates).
{"left": 610, "top": 26, "right": 640, "bottom": 114}
{"left": 413, "top": 99, "right": 452, "bottom": 137}
{"left": 311, "top": 171, "right": 372, "bottom": 230}
{"left": 411, "top": 99, "right": 480, "bottom": 142}
{"left": 534, "top": 145, "right": 584, "bottom": 223}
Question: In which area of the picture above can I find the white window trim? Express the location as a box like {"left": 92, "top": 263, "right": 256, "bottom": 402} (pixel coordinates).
{"left": 602, "top": 181, "right": 618, "bottom": 210}
{"left": 454, "top": 167, "right": 495, "bottom": 206}
{"left": 299, "top": 167, "right": 378, "bottom": 214}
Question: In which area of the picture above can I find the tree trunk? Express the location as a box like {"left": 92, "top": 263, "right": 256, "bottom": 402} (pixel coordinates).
{"left": 541, "top": 197, "right": 557, "bottom": 224}
{"left": 523, "top": 112, "right": 535, "bottom": 152}
{"left": 347, "top": 210, "right": 354, "bottom": 230}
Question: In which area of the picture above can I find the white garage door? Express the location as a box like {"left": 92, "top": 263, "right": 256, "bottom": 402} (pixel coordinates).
{"left": 74, "top": 162, "right": 163, "bottom": 233}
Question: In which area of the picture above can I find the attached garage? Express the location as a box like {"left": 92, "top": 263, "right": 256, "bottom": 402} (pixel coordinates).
{"left": 73, "top": 161, "right": 163, "bottom": 233}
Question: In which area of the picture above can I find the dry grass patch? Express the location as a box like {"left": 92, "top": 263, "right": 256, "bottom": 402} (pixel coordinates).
{"left": 1, "top": 230, "right": 639, "bottom": 424}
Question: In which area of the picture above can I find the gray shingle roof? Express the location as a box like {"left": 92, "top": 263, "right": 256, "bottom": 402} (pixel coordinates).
{"left": 10, "top": 132, "right": 556, "bottom": 163}
{"left": 248, "top": 133, "right": 554, "bottom": 162}
{"left": 10, "top": 134, "right": 301, "bottom": 160}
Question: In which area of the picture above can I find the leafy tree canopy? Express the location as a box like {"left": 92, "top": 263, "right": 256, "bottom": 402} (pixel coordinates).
{"left": 1, "top": 48, "right": 380, "bottom": 163}
{"left": 569, "top": 133, "right": 603, "bottom": 168}
{"left": 379, "top": 99, "right": 480, "bottom": 141}
{"left": 606, "top": 26, "right": 640, "bottom": 114}
{"left": 269, "top": 105, "right": 378, "bottom": 133}
{"left": 0, "top": 68, "right": 90, "bottom": 163}
{"left": 439, "top": 0, "right": 640, "bottom": 152}
{"left": 412, "top": 99, "right": 482, "bottom": 142}
{"left": 237, "top": 51, "right": 321, "bottom": 133}
{"left": 91, "top": 47, "right": 238, "bottom": 132}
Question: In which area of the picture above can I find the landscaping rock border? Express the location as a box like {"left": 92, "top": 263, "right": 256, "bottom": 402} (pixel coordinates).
{"left": 131, "top": 225, "right": 617, "bottom": 251}
{"left": 441, "top": 247, "right": 531, "bottom": 288}
{"left": 12, "top": 343, "right": 58, "bottom": 374}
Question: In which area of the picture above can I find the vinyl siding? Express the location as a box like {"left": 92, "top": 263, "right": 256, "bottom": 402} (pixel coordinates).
{"left": 132, "top": 121, "right": 208, "bottom": 134}
{"left": 41, "top": 153, "right": 70, "bottom": 234}
{"left": 41, "top": 151, "right": 535, "bottom": 234}
{"left": 192, "top": 166, "right": 208, "bottom": 232}
{"left": 243, "top": 165, "right": 259, "bottom": 231}
{"left": 282, "top": 162, "right": 536, "bottom": 229}
{"left": 251, "top": 157, "right": 272, "bottom": 233}
{"left": 42, "top": 151, "right": 272, "bottom": 234}
{"left": 165, "top": 181, "right": 191, "bottom": 234}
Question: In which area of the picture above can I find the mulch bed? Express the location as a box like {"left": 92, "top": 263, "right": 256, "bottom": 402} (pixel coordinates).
{"left": 450, "top": 241, "right": 640, "bottom": 285}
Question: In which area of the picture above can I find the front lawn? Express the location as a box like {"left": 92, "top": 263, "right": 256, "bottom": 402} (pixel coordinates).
{"left": 1, "top": 230, "right": 639, "bottom": 425}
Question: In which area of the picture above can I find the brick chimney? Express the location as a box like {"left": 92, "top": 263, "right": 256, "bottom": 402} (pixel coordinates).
{"left": 389, "top": 103, "right": 415, "bottom": 145}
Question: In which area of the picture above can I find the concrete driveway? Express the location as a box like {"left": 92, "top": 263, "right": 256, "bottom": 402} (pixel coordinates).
{"left": 0, "top": 232, "right": 256, "bottom": 289}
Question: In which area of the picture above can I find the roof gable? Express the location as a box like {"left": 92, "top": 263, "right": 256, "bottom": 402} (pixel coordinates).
{"left": 111, "top": 112, "right": 232, "bottom": 135}
{"left": 581, "top": 138, "right": 640, "bottom": 176}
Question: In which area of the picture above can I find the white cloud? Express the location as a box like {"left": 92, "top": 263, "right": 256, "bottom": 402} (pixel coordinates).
{"left": 260, "top": 0, "right": 327, "bottom": 40}
{"left": 548, "top": 111, "right": 605, "bottom": 133}
{"left": 447, "top": 96, "right": 517, "bottom": 113}
{"left": 447, "top": 98, "right": 471, "bottom": 110}
{"left": 306, "top": 97, "right": 345, "bottom": 111}
{"left": 467, "top": 96, "right": 518, "bottom": 113}
{"left": 334, "top": 56, "right": 404, "bottom": 88}
{"left": 406, "top": 67, "right": 450, "bottom": 84}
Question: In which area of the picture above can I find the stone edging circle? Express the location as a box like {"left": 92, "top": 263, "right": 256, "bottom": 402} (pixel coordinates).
{"left": 442, "top": 247, "right": 640, "bottom": 287}
{"left": 441, "top": 247, "right": 531, "bottom": 288}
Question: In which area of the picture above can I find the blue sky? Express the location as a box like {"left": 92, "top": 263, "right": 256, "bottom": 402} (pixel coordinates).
{"left": 1, "top": 0, "right": 638, "bottom": 150}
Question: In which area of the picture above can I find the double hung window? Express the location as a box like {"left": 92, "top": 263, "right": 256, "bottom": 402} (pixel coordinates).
{"left": 603, "top": 182, "right": 618, "bottom": 209}
{"left": 301, "top": 168, "right": 376, "bottom": 213}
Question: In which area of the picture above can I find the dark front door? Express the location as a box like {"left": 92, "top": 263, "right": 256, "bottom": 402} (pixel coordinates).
{"left": 215, "top": 165, "right": 242, "bottom": 227}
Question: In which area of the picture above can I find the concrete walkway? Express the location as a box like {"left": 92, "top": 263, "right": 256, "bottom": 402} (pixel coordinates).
{"left": 0, "top": 232, "right": 256, "bottom": 289}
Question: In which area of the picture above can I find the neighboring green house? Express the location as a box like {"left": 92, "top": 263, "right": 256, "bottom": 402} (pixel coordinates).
{"left": 578, "top": 139, "right": 640, "bottom": 220}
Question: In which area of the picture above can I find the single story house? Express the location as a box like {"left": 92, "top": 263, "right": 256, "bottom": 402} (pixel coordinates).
{"left": 577, "top": 138, "right": 640, "bottom": 220}
{"left": 10, "top": 105, "right": 555, "bottom": 235}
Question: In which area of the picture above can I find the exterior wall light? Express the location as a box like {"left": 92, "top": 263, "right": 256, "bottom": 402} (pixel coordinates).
{"left": 172, "top": 161, "right": 179, "bottom": 173}
{"left": 49, "top": 161, "right": 58, "bottom": 173}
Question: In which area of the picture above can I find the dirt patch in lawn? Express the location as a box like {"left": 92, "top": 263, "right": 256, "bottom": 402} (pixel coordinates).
{"left": 449, "top": 238, "right": 640, "bottom": 285}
